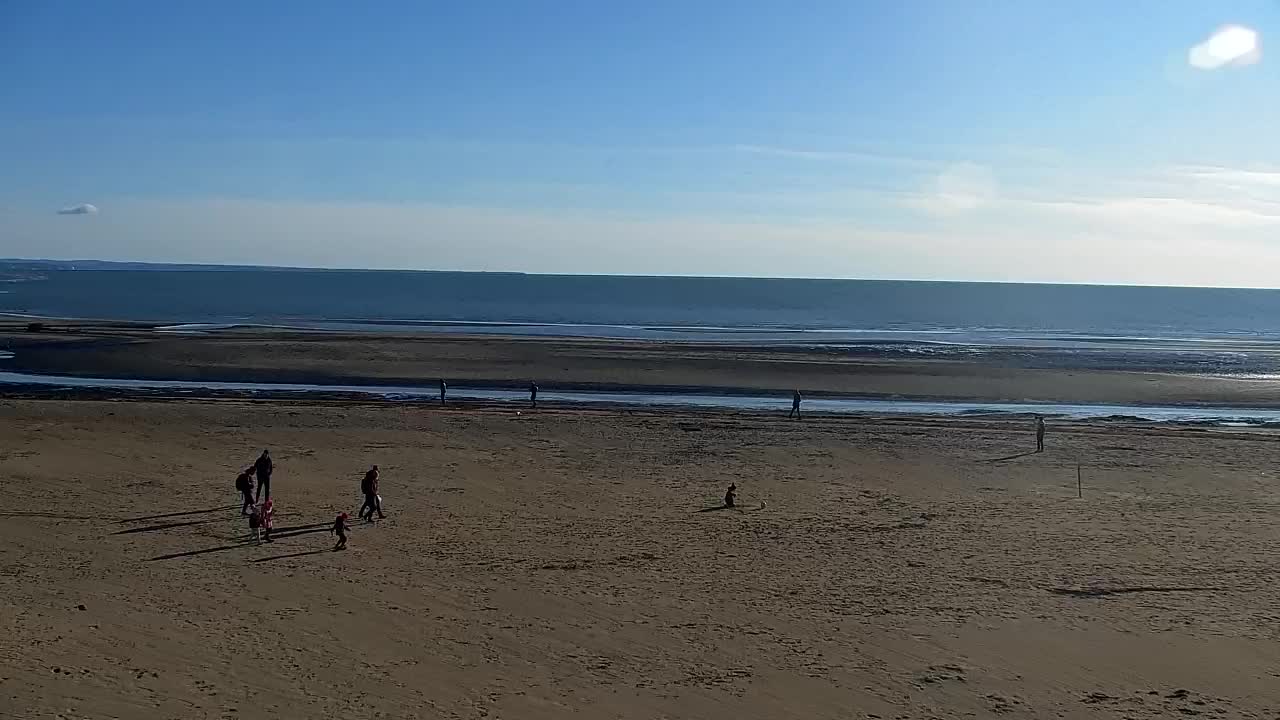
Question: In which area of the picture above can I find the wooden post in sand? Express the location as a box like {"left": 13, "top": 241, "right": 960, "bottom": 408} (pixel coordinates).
{"left": 1077, "top": 464, "right": 1082, "bottom": 499}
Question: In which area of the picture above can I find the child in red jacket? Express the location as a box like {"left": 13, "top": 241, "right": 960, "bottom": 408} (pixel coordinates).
{"left": 332, "top": 512, "right": 351, "bottom": 551}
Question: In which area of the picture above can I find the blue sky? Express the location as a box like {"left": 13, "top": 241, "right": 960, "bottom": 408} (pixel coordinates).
{"left": 2, "top": 1, "right": 1278, "bottom": 285}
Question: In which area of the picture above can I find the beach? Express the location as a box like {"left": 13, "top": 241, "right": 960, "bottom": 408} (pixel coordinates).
{"left": 4, "top": 397, "right": 1280, "bottom": 719}
{"left": 7, "top": 323, "right": 1280, "bottom": 408}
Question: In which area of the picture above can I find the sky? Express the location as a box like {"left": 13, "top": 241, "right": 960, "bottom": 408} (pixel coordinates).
{"left": 1, "top": 1, "right": 1278, "bottom": 285}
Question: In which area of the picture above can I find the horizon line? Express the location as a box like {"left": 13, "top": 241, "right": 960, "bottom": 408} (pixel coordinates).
{"left": 2, "top": 257, "right": 1278, "bottom": 292}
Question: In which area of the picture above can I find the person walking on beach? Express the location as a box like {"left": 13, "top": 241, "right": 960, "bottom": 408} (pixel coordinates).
{"left": 359, "top": 465, "right": 385, "bottom": 521}
{"left": 358, "top": 465, "right": 375, "bottom": 520}
{"left": 254, "top": 449, "right": 273, "bottom": 502}
{"left": 439, "top": 378, "right": 447, "bottom": 406}
{"left": 235, "top": 467, "right": 256, "bottom": 515}
{"left": 724, "top": 483, "right": 737, "bottom": 508}
{"left": 1035, "top": 416, "right": 1046, "bottom": 453}
{"left": 529, "top": 381, "right": 539, "bottom": 408}
{"left": 789, "top": 390, "right": 803, "bottom": 419}
{"left": 332, "top": 512, "right": 351, "bottom": 551}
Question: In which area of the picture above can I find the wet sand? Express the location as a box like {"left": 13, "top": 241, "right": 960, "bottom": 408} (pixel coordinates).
{"left": 6, "top": 323, "right": 1280, "bottom": 407}
{"left": 3, "top": 398, "right": 1280, "bottom": 718}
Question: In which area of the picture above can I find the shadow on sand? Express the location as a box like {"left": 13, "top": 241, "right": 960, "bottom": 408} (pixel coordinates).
{"left": 118, "top": 505, "right": 240, "bottom": 524}
{"left": 146, "top": 523, "right": 333, "bottom": 561}
{"left": 985, "top": 450, "right": 1041, "bottom": 463}
{"left": 270, "top": 522, "right": 331, "bottom": 537}
{"left": 113, "top": 518, "right": 220, "bottom": 535}
{"left": 695, "top": 502, "right": 766, "bottom": 514}
{"left": 1051, "top": 585, "right": 1216, "bottom": 598}
{"left": 147, "top": 543, "right": 248, "bottom": 562}
{"left": 0, "top": 511, "right": 108, "bottom": 521}
{"left": 254, "top": 549, "right": 334, "bottom": 563}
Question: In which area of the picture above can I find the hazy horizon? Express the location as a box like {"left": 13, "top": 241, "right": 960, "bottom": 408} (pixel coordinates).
{"left": 14, "top": 255, "right": 1280, "bottom": 291}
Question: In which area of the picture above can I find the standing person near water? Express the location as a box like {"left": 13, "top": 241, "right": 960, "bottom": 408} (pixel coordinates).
{"left": 235, "top": 467, "right": 256, "bottom": 515}
{"left": 254, "top": 449, "right": 273, "bottom": 502}
{"left": 529, "top": 381, "right": 539, "bottom": 408}
{"left": 1035, "top": 416, "right": 1046, "bottom": 453}
{"left": 439, "top": 379, "right": 447, "bottom": 406}
{"left": 788, "top": 390, "right": 803, "bottom": 419}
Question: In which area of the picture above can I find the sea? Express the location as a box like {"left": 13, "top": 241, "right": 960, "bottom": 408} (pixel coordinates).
{"left": 6, "top": 266, "right": 1280, "bottom": 351}
{"left": 6, "top": 265, "right": 1280, "bottom": 421}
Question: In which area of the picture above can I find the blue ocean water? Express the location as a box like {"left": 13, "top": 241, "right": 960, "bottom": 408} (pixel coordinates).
{"left": 6, "top": 268, "right": 1280, "bottom": 351}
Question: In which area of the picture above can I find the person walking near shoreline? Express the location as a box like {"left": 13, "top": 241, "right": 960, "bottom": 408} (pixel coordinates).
{"left": 788, "top": 390, "right": 802, "bottom": 419}
{"left": 439, "top": 378, "right": 447, "bottom": 406}
{"left": 529, "top": 381, "right": 539, "bottom": 408}
{"left": 254, "top": 449, "right": 273, "bottom": 502}
{"left": 1035, "top": 416, "right": 1046, "bottom": 453}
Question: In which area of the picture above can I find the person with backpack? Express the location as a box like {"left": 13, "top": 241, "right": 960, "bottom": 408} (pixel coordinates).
{"left": 358, "top": 465, "right": 385, "bottom": 521}
{"left": 235, "top": 468, "right": 256, "bottom": 515}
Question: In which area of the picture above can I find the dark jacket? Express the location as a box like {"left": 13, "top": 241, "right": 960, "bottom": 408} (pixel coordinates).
{"left": 254, "top": 454, "right": 273, "bottom": 477}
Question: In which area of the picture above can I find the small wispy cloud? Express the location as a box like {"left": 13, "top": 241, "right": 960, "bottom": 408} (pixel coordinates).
{"left": 901, "top": 163, "right": 1000, "bottom": 215}
{"left": 1176, "top": 165, "right": 1280, "bottom": 188}
{"left": 1033, "top": 196, "right": 1280, "bottom": 229}
{"left": 1188, "top": 25, "right": 1261, "bottom": 70}
{"left": 57, "top": 203, "right": 98, "bottom": 215}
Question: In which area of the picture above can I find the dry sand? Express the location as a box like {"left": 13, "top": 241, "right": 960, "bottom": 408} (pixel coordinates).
{"left": 3, "top": 398, "right": 1280, "bottom": 718}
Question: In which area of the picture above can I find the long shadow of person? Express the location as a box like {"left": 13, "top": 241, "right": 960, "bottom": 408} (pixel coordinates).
{"left": 985, "top": 451, "right": 1040, "bottom": 463}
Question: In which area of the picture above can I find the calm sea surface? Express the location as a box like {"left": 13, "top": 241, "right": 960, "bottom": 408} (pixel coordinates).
{"left": 6, "top": 269, "right": 1280, "bottom": 352}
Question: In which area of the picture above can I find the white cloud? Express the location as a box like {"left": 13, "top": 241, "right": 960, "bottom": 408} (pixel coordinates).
{"left": 56, "top": 203, "right": 98, "bottom": 215}
{"left": 1188, "top": 25, "right": 1261, "bottom": 70}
